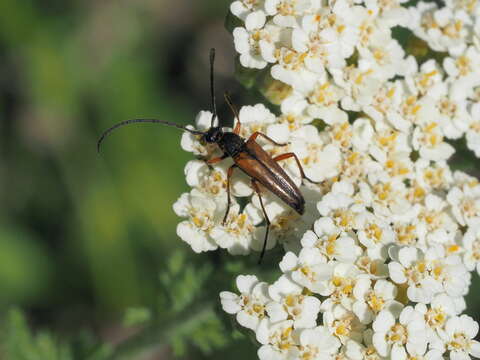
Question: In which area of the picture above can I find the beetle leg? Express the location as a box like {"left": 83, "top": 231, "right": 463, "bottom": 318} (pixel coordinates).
{"left": 224, "top": 92, "right": 242, "bottom": 135}
{"left": 233, "top": 120, "right": 241, "bottom": 135}
{"left": 207, "top": 154, "right": 227, "bottom": 165}
{"left": 248, "top": 132, "right": 288, "bottom": 147}
{"left": 222, "top": 165, "right": 237, "bottom": 225}
{"left": 251, "top": 179, "right": 271, "bottom": 264}
{"left": 273, "top": 152, "right": 320, "bottom": 184}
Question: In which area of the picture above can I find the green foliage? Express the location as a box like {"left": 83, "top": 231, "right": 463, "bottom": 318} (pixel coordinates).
{"left": 448, "top": 138, "right": 479, "bottom": 173}
{"left": 2, "top": 309, "right": 112, "bottom": 360}
{"left": 157, "top": 251, "right": 228, "bottom": 356}
{"left": 123, "top": 307, "right": 152, "bottom": 327}
{"left": 168, "top": 305, "right": 227, "bottom": 357}
{"left": 112, "top": 251, "right": 233, "bottom": 358}
{"left": 159, "top": 250, "right": 213, "bottom": 313}
{"left": 234, "top": 57, "right": 268, "bottom": 90}
{"left": 224, "top": 10, "right": 243, "bottom": 34}
{"left": 0, "top": 227, "right": 52, "bottom": 305}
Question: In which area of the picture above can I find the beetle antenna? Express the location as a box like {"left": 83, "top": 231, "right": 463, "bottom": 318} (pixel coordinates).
{"left": 224, "top": 92, "right": 240, "bottom": 125}
{"left": 97, "top": 118, "right": 205, "bottom": 153}
{"left": 209, "top": 48, "right": 218, "bottom": 128}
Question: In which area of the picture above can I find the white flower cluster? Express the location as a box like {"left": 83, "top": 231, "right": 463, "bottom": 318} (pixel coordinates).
{"left": 172, "top": 0, "right": 480, "bottom": 359}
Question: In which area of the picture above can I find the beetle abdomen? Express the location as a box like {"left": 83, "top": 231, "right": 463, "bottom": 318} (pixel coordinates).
{"left": 233, "top": 140, "right": 305, "bottom": 215}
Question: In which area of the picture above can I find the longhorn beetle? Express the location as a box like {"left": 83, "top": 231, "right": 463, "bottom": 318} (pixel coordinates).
{"left": 97, "top": 48, "right": 318, "bottom": 263}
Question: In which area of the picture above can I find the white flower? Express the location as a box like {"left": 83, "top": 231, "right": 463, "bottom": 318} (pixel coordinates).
{"left": 438, "top": 315, "right": 480, "bottom": 360}
{"left": 410, "top": 3, "right": 472, "bottom": 57}
{"left": 271, "top": 51, "right": 324, "bottom": 94}
{"left": 363, "top": 80, "right": 405, "bottom": 130}
{"left": 173, "top": 190, "right": 221, "bottom": 253}
{"left": 372, "top": 306, "right": 428, "bottom": 359}
{"left": 368, "top": 127, "right": 410, "bottom": 166}
{"left": 463, "top": 224, "right": 480, "bottom": 275}
{"left": 206, "top": 0, "right": 480, "bottom": 357}
{"left": 237, "top": 103, "right": 277, "bottom": 139}
{"left": 307, "top": 84, "right": 347, "bottom": 122}
{"left": 265, "top": 0, "right": 320, "bottom": 27}
{"left": 248, "top": 188, "right": 321, "bottom": 251}
{"left": 417, "top": 194, "right": 458, "bottom": 247}
{"left": 297, "top": 326, "right": 341, "bottom": 359}
{"left": 425, "top": 246, "right": 471, "bottom": 298}
{"left": 279, "top": 248, "right": 333, "bottom": 294}
{"left": 393, "top": 219, "right": 423, "bottom": 248}
{"left": 233, "top": 12, "right": 280, "bottom": 69}
{"left": 352, "top": 278, "right": 403, "bottom": 324}
{"left": 257, "top": 319, "right": 299, "bottom": 360}
{"left": 388, "top": 246, "right": 441, "bottom": 303}
{"left": 325, "top": 118, "right": 352, "bottom": 147}
{"left": 366, "top": 179, "right": 417, "bottom": 221}
{"left": 339, "top": 149, "right": 374, "bottom": 184}
{"left": 355, "top": 6, "right": 385, "bottom": 48}
{"left": 230, "top": 0, "right": 265, "bottom": 21}
{"left": 320, "top": 263, "right": 364, "bottom": 311}
{"left": 355, "top": 254, "right": 389, "bottom": 278}
{"left": 365, "top": 0, "right": 410, "bottom": 27}
{"left": 447, "top": 184, "right": 480, "bottom": 226}
{"left": 413, "top": 159, "right": 453, "bottom": 193}
{"left": 317, "top": 181, "right": 364, "bottom": 231}
{"left": 405, "top": 58, "right": 445, "bottom": 97}
{"left": 289, "top": 126, "right": 342, "bottom": 182}
{"left": 351, "top": 117, "right": 375, "bottom": 153}
{"left": 290, "top": 15, "right": 346, "bottom": 70}
{"left": 444, "top": 46, "right": 480, "bottom": 88}
{"left": 184, "top": 160, "right": 252, "bottom": 197}
{"left": 429, "top": 84, "right": 472, "bottom": 140}
{"left": 220, "top": 275, "right": 270, "bottom": 330}
{"left": 301, "top": 217, "right": 362, "bottom": 263}
{"left": 267, "top": 275, "right": 321, "bottom": 329}
{"left": 277, "top": 92, "right": 313, "bottom": 132}
{"left": 345, "top": 329, "right": 385, "bottom": 360}
{"left": 317, "top": 184, "right": 353, "bottom": 218}
{"left": 466, "top": 103, "right": 480, "bottom": 157}
{"left": 412, "top": 120, "right": 455, "bottom": 162}
{"left": 324, "top": 304, "right": 366, "bottom": 344}
{"left": 332, "top": 63, "right": 382, "bottom": 111}
{"left": 355, "top": 210, "right": 395, "bottom": 260}
{"left": 445, "top": 0, "right": 480, "bottom": 16}
{"left": 358, "top": 36, "right": 406, "bottom": 81}
{"left": 210, "top": 203, "right": 261, "bottom": 255}
{"left": 416, "top": 293, "right": 458, "bottom": 347}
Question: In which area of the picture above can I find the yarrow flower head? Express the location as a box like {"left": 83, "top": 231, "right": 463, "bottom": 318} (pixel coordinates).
{"left": 170, "top": 0, "right": 480, "bottom": 358}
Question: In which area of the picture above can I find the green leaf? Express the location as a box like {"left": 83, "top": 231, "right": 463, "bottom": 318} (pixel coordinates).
{"left": 224, "top": 11, "right": 243, "bottom": 34}
{"left": 3, "top": 308, "right": 71, "bottom": 360}
{"left": 234, "top": 57, "right": 266, "bottom": 90}
{"left": 159, "top": 250, "right": 213, "bottom": 313}
{"left": 0, "top": 226, "right": 52, "bottom": 305}
{"left": 3, "top": 308, "right": 112, "bottom": 360}
{"left": 449, "top": 138, "right": 478, "bottom": 173}
{"left": 123, "top": 307, "right": 152, "bottom": 327}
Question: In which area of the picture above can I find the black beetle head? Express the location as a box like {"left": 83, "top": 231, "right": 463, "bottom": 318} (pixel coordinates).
{"left": 203, "top": 127, "right": 223, "bottom": 143}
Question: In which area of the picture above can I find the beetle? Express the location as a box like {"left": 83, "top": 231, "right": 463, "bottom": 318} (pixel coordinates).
{"left": 97, "top": 48, "right": 318, "bottom": 263}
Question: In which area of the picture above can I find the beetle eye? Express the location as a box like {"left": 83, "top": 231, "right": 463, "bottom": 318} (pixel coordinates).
{"left": 204, "top": 134, "right": 213, "bottom": 143}
{"left": 204, "top": 128, "right": 222, "bottom": 143}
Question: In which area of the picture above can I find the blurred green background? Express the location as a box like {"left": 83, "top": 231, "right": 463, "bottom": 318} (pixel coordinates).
{"left": 0, "top": 0, "right": 479, "bottom": 359}
{"left": 0, "top": 0, "right": 267, "bottom": 358}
